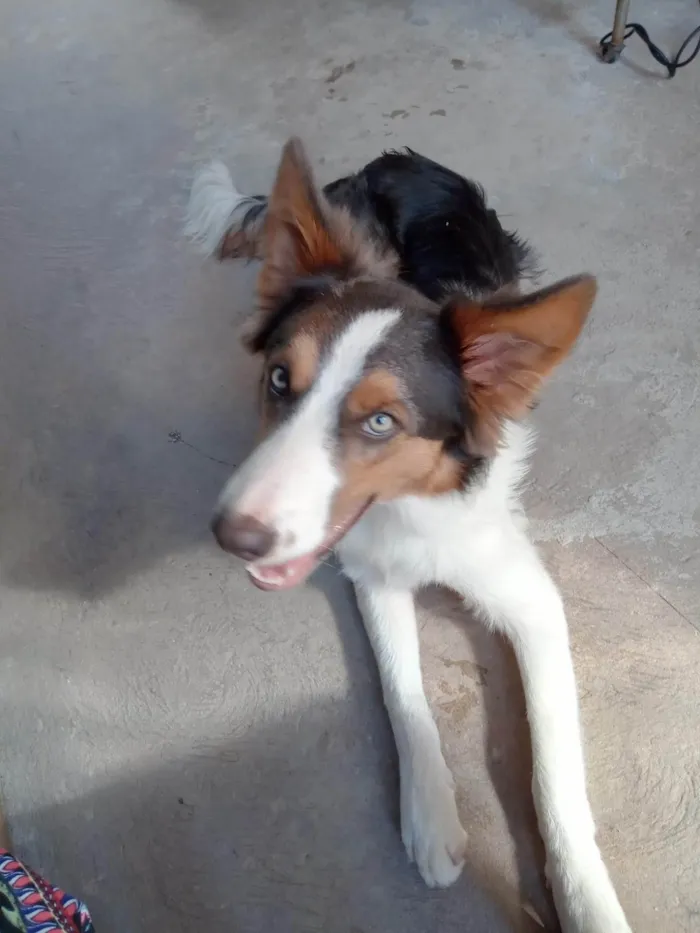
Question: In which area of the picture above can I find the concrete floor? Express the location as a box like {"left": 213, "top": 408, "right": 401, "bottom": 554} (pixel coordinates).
{"left": 1, "top": 0, "right": 699, "bottom": 930}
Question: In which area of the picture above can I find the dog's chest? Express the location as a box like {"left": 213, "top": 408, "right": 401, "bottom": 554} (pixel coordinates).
{"left": 337, "top": 492, "right": 473, "bottom": 589}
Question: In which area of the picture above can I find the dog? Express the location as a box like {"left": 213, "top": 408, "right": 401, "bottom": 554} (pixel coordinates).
{"left": 186, "top": 139, "right": 632, "bottom": 933}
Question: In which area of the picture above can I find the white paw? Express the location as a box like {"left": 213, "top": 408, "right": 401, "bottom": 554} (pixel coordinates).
{"left": 400, "top": 758, "right": 467, "bottom": 888}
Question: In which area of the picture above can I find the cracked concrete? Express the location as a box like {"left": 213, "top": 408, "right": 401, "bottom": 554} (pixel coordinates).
{"left": 0, "top": 0, "right": 698, "bottom": 931}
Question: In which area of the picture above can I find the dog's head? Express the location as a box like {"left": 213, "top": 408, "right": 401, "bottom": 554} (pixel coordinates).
{"left": 212, "top": 139, "right": 597, "bottom": 590}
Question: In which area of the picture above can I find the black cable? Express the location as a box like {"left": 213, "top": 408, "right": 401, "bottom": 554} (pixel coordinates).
{"left": 600, "top": 13, "right": 700, "bottom": 77}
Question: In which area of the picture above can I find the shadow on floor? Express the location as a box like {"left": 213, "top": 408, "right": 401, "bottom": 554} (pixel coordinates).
{"left": 8, "top": 700, "right": 519, "bottom": 933}
{"left": 3, "top": 562, "right": 554, "bottom": 933}
{"left": 0, "top": 251, "right": 261, "bottom": 600}
{"left": 419, "top": 588, "right": 556, "bottom": 931}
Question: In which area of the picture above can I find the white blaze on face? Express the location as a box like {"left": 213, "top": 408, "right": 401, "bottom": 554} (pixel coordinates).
{"left": 217, "top": 310, "right": 401, "bottom": 568}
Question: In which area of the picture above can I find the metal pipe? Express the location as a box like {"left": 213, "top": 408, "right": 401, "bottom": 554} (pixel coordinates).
{"left": 600, "top": 0, "right": 631, "bottom": 63}
{"left": 611, "top": 0, "right": 631, "bottom": 49}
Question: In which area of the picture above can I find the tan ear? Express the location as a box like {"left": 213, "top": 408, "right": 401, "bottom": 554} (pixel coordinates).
{"left": 444, "top": 275, "right": 597, "bottom": 454}
{"left": 256, "top": 138, "right": 352, "bottom": 314}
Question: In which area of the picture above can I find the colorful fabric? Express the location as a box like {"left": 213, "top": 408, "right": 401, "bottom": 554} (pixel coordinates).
{"left": 0, "top": 851, "right": 95, "bottom": 933}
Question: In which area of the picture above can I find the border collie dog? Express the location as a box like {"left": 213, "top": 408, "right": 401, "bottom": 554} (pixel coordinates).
{"left": 187, "top": 139, "right": 631, "bottom": 933}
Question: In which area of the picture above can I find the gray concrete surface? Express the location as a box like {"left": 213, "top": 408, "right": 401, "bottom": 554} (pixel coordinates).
{"left": 1, "top": 0, "right": 698, "bottom": 931}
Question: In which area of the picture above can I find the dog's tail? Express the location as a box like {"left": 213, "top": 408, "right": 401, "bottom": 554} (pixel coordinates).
{"left": 185, "top": 162, "right": 268, "bottom": 260}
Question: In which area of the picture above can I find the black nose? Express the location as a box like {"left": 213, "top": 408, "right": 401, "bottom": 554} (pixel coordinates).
{"left": 211, "top": 512, "right": 277, "bottom": 561}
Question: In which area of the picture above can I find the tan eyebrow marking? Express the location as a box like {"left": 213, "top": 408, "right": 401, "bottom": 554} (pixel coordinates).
{"left": 344, "top": 369, "right": 409, "bottom": 421}
{"left": 285, "top": 332, "right": 321, "bottom": 394}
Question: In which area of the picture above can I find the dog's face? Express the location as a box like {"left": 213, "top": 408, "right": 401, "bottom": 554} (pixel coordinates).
{"left": 212, "top": 139, "right": 596, "bottom": 590}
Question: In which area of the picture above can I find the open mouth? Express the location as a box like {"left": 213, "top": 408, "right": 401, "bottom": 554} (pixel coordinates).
{"left": 246, "top": 498, "right": 373, "bottom": 592}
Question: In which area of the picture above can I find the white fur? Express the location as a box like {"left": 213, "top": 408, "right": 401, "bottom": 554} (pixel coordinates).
{"left": 185, "top": 161, "right": 260, "bottom": 257}
{"left": 355, "top": 584, "right": 467, "bottom": 888}
{"left": 337, "top": 421, "right": 631, "bottom": 932}
{"left": 217, "top": 310, "right": 401, "bottom": 567}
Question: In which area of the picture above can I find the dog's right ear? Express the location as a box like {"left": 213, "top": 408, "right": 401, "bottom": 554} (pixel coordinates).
{"left": 245, "top": 138, "right": 396, "bottom": 352}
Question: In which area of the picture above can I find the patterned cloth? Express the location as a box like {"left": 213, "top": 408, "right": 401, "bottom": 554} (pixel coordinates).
{"left": 0, "top": 851, "right": 95, "bottom": 933}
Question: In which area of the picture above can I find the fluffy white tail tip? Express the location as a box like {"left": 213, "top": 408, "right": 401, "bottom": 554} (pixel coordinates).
{"left": 185, "top": 161, "right": 250, "bottom": 257}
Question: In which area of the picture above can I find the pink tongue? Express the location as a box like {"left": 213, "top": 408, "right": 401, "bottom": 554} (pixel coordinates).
{"left": 247, "top": 552, "right": 320, "bottom": 591}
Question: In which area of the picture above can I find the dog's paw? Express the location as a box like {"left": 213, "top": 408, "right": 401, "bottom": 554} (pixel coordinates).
{"left": 400, "top": 758, "right": 467, "bottom": 888}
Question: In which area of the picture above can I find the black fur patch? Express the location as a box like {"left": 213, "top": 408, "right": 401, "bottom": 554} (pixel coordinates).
{"left": 324, "top": 148, "right": 536, "bottom": 301}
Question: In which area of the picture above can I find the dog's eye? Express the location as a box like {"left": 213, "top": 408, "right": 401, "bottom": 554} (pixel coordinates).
{"left": 362, "top": 412, "right": 396, "bottom": 438}
{"left": 269, "top": 364, "right": 290, "bottom": 397}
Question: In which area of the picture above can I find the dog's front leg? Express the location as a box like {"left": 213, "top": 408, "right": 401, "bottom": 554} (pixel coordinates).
{"left": 459, "top": 532, "right": 631, "bottom": 933}
{"left": 355, "top": 581, "right": 467, "bottom": 888}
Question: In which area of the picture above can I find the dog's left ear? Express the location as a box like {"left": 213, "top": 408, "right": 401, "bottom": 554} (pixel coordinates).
{"left": 258, "top": 138, "right": 348, "bottom": 305}
{"left": 442, "top": 275, "right": 597, "bottom": 455}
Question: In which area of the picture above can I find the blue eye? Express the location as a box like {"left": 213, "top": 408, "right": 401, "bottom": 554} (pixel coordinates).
{"left": 362, "top": 412, "right": 396, "bottom": 437}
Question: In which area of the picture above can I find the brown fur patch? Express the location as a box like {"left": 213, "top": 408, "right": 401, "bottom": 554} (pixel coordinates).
{"left": 285, "top": 332, "right": 320, "bottom": 395}
{"left": 446, "top": 275, "right": 597, "bottom": 454}
{"left": 330, "top": 433, "right": 463, "bottom": 528}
